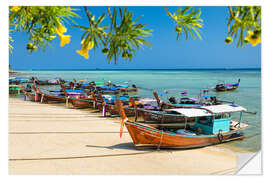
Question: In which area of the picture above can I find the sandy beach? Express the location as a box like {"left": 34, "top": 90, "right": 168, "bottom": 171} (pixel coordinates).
{"left": 9, "top": 97, "right": 238, "bottom": 174}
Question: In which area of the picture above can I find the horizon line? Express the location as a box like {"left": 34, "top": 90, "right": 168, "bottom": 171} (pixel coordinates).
{"left": 14, "top": 67, "right": 261, "bottom": 71}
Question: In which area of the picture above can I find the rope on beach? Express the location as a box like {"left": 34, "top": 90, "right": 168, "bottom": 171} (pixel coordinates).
{"left": 9, "top": 131, "right": 129, "bottom": 134}
{"left": 9, "top": 151, "right": 155, "bottom": 161}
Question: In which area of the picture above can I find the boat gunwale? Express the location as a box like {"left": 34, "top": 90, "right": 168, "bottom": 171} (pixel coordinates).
{"left": 125, "top": 120, "right": 248, "bottom": 138}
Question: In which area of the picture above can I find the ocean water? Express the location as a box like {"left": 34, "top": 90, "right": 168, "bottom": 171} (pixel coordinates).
{"left": 12, "top": 69, "right": 261, "bottom": 152}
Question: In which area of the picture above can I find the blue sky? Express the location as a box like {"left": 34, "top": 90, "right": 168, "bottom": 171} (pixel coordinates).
{"left": 9, "top": 6, "right": 261, "bottom": 70}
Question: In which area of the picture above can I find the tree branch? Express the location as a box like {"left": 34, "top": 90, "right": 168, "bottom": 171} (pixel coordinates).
{"left": 228, "top": 6, "right": 241, "bottom": 23}
{"left": 163, "top": 6, "right": 177, "bottom": 21}
{"left": 84, "top": 6, "right": 92, "bottom": 29}
{"left": 107, "top": 6, "right": 112, "bottom": 19}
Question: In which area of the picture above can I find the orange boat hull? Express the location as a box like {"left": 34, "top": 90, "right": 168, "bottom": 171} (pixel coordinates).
{"left": 41, "top": 94, "right": 66, "bottom": 103}
{"left": 125, "top": 121, "right": 245, "bottom": 149}
{"left": 70, "top": 98, "right": 95, "bottom": 108}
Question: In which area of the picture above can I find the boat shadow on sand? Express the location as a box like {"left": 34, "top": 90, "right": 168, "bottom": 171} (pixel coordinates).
{"left": 85, "top": 142, "right": 208, "bottom": 152}
{"left": 85, "top": 142, "right": 139, "bottom": 151}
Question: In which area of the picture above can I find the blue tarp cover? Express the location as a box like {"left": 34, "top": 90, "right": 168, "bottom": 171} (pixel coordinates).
{"left": 65, "top": 89, "right": 84, "bottom": 93}
{"left": 172, "top": 104, "right": 202, "bottom": 107}
{"left": 157, "top": 92, "right": 168, "bottom": 95}
{"left": 82, "top": 83, "right": 89, "bottom": 87}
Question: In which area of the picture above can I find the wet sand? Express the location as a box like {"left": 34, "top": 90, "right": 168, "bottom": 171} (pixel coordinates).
{"left": 9, "top": 97, "right": 238, "bottom": 174}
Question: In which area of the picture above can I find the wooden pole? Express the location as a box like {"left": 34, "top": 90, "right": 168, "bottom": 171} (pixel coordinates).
{"left": 129, "top": 97, "right": 138, "bottom": 122}
{"left": 66, "top": 97, "right": 69, "bottom": 107}
{"left": 153, "top": 91, "right": 161, "bottom": 107}
{"left": 116, "top": 99, "right": 128, "bottom": 138}
{"left": 91, "top": 92, "right": 97, "bottom": 109}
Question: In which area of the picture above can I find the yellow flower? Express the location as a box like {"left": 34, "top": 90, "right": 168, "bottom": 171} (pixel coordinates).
{"left": 77, "top": 47, "right": 90, "bottom": 59}
{"left": 77, "top": 40, "right": 94, "bottom": 59}
{"left": 55, "top": 29, "right": 70, "bottom": 47}
{"left": 10, "top": 6, "right": 21, "bottom": 12}
{"left": 56, "top": 22, "right": 67, "bottom": 34}
{"left": 246, "top": 30, "right": 261, "bottom": 46}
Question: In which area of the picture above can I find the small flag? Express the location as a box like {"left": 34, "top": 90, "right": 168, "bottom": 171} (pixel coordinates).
{"left": 203, "top": 89, "right": 209, "bottom": 92}
{"left": 180, "top": 90, "right": 187, "bottom": 96}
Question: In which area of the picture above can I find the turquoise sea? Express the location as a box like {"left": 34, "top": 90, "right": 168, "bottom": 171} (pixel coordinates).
{"left": 11, "top": 69, "right": 261, "bottom": 152}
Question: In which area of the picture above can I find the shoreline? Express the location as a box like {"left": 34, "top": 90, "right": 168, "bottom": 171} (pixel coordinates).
{"left": 9, "top": 97, "right": 243, "bottom": 174}
{"left": 9, "top": 71, "right": 29, "bottom": 75}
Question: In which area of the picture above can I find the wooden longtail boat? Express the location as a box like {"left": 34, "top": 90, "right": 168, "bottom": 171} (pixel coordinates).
{"left": 139, "top": 91, "right": 226, "bottom": 123}
{"left": 132, "top": 91, "right": 201, "bottom": 123}
{"left": 215, "top": 79, "right": 240, "bottom": 92}
{"left": 153, "top": 91, "right": 222, "bottom": 109}
{"left": 123, "top": 97, "right": 159, "bottom": 119}
{"left": 96, "top": 94, "right": 135, "bottom": 116}
{"left": 30, "top": 77, "right": 65, "bottom": 86}
{"left": 9, "top": 85, "right": 24, "bottom": 94}
{"left": 117, "top": 99, "right": 249, "bottom": 149}
{"left": 95, "top": 94, "right": 151, "bottom": 117}
{"left": 119, "top": 86, "right": 138, "bottom": 93}
{"left": 23, "top": 85, "right": 42, "bottom": 102}
{"left": 37, "top": 88, "right": 67, "bottom": 103}
{"left": 153, "top": 91, "right": 203, "bottom": 109}
{"left": 137, "top": 108, "right": 193, "bottom": 123}
{"left": 69, "top": 92, "right": 97, "bottom": 109}
{"left": 69, "top": 98, "right": 94, "bottom": 108}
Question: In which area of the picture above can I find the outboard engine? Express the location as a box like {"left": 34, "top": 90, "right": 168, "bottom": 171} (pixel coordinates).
{"left": 169, "top": 97, "right": 177, "bottom": 104}
{"left": 132, "top": 84, "right": 137, "bottom": 88}
{"left": 25, "top": 84, "right": 32, "bottom": 92}
{"left": 210, "top": 96, "right": 221, "bottom": 105}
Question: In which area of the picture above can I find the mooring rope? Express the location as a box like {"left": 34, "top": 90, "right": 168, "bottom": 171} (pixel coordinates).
{"left": 9, "top": 131, "right": 129, "bottom": 134}
{"left": 9, "top": 151, "right": 155, "bottom": 161}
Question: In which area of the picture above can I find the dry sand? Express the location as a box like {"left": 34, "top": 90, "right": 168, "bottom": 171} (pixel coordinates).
{"left": 9, "top": 97, "right": 238, "bottom": 174}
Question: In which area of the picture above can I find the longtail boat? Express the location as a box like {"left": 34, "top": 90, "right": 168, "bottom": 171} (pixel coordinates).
{"left": 37, "top": 88, "right": 67, "bottom": 103}
{"left": 94, "top": 94, "right": 154, "bottom": 117}
{"left": 96, "top": 94, "right": 136, "bottom": 116}
{"left": 118, "top": 84, "right": 138, "bottom": 93}
{"left": 134, "top": 91, "right": 205, "bottom": 123}
{"left": 9, "top": 77, "right": 30, "bottom": 85}
{"left": 69, "top": 98, "right": 93, "bottom": 108}
{"left": 69, "top": 92, "right": 97, "bottom": 109}
{"left": 117, "top": 99, "right": 249, "bottom": 149}
{"left": 23, "top": 85, "right": 42, "bottom": 102}
{"left": 153, "top": 91, "right": 219, "bottom": 109}
{"left": 9, "top": 85, "right": 24, "bottom": 94}
{"left": 215, "top": 79, "right": 240, "bottom": 92}
{"left": 138, "top": 90, "right": 230, "bottom": 123}
{"left": 36, "top": 87, "right": 85, "bottom": 103}
{"left": 30, "top": 77, "right": 65, "bottom": 86}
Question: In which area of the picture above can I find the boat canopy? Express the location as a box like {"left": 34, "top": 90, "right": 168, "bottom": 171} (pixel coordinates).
{"left": 138, "top": 98, "right": 156, "bottom": 102}
{"left": 165, "top": 108, "right": 212, "bottom": 117}
{"left": 165, "top": 104, "right": 247, "bottom": 117}
{"left": 201, "top": 104, "right": 247, "bottom": 114}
